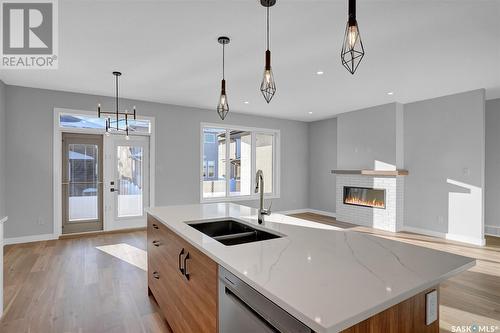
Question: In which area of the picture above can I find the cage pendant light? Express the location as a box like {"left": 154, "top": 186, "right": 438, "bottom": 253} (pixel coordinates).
{"left": 341, "top": 0, "right": 365, "bottom": 74}
{"left": 97, "top": 71, "right": 136, "bottom": 138}
{"left": 217, "top": 36, "right": 230, "bottom": 120}
{"left": 260, "top": 0, "right": 277, "bottom": 104}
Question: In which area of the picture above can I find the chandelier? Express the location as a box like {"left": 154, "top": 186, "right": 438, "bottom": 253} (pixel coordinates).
{"left": 97, "top": 71, "right": 136, "bottom": 138}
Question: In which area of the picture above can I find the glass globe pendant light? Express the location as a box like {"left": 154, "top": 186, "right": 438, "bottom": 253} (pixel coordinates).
{"left": 217, "top": 36, "right": 230, "bottom": 120}
{"left": 260, "top": 0, "right": 277, "bottom": 103}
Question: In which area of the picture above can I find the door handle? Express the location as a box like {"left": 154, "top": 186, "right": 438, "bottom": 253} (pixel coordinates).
{"left": 178, "top": 248, "right": 185, "bottom": 275}
{"left": 152, "top": 223, "right": 159, "bottom": 230}
{"left": 152, "top": 240, "right": 161, "bottom": 247}
{"left": 183, "top": 252, "right": 191, "bottom": 281}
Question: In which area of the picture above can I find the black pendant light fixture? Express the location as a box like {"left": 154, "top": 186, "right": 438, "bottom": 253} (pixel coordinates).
{"left": 341, "top": 0, "right": 365, "bottom": 74}
{"left": 97, "top": 71, "right": 136, "bottom": 139}
{"left": 217, "top": 36, "right": 230, "bottom": 120}
{"left": 260, "top": 0, "right": 277, "bottom": 104}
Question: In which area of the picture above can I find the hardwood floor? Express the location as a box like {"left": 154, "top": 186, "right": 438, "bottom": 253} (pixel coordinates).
{"left": 291, "top": 213, "right": 500, "bottom": 333}
{"left": 1, "top": 216, "right": 499, "bottom": 333}
{"left": 1, "top": 231, "right": 171, "bottom": 333}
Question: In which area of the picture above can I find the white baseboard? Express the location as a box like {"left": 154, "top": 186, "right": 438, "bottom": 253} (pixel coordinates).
{"left": 275, "top": 208, "right": 310, "bottom": 215}
{"left": 306, "top": 209, "right": 337, "bottom": 218}
{"left": 4, "top": 233, "right": 58, "bottom": 245}
{"left": 276, "top": 208, "right": 337, "bottom": 218}
{"left": 485, "top": 225, "right": 500, "bottom": 237}
{"left": 403, "top": 226, "right": 485, "bottom": 246}
{"left": 402, "top": 226, "right": 446, "bottom": 238}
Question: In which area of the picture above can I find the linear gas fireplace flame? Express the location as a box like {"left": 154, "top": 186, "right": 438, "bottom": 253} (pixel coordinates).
{"left": 343, "top": 186, "right": 386, "bottom": 209}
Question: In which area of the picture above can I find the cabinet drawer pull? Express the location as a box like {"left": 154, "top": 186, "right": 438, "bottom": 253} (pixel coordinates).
{"left": 152, "top": 223, "right": 159, "bottom": 230}
{"left": 178, "top": 248, "right": 185, "bottom": 274}
{"left": 152, "top": 271, "right": 160, "bottom": 279}
{"left": 152, "top": 240, "right": 161, "bottom": 247}
{"left": 183, "top": 252, "right": 191, "bottom": 281}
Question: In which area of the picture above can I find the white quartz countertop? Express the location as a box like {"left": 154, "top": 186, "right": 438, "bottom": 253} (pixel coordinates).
{"left": 147, "top": 203, "right": 475, "bottom": 333}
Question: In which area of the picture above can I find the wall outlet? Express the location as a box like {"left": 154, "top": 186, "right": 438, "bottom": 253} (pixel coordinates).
{"left": 37, "top": 217, "right": 45, "bottom": 225}
{"left": 462, "top": 167, "right": 471, "bottom": 176}
{"left": 426, "top": 290, "right": 438, "bottom": 325}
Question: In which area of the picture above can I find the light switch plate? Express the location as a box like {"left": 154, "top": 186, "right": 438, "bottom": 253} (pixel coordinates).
{"left": 426, "top": 290, "right": 438, "bottom": 325}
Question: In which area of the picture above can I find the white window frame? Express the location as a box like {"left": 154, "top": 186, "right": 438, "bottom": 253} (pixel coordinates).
{"left": 200, "top": 122, "right": 281, "bottom": 203}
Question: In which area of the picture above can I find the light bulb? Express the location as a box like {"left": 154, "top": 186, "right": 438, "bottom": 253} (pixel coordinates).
{"left": 260, "top": 67, "right": 276, "bottom": 103}
{"left": 264, "top": 69, "right": 272, "bottom": 84}
{"left": 347, "top": 24, "right": 359, "bottom": 49}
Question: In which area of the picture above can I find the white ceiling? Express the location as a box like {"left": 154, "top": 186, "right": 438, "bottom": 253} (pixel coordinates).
{"left": 1, "top": 0, "right": 499, "bottom": 121}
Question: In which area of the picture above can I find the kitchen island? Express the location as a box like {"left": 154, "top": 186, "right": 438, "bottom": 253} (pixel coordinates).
{"left": 146, "top": 203, "right": 475, "bottom": 333}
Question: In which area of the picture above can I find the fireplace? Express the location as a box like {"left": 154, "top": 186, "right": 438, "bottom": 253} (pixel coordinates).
{"left": 343, "top": 186, "right": 386, "bottom": 209}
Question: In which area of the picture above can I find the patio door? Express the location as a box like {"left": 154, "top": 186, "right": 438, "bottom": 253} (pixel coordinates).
{"left": 62, "top": 133, "right": 103, "bottom": 234}
{"left": 105, "top": 135, "right": 150, "bottom": 230}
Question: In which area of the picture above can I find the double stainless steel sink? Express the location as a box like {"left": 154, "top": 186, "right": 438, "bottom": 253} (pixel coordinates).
{"left": 188, "top": 219, "right": 281, "bottom": 246}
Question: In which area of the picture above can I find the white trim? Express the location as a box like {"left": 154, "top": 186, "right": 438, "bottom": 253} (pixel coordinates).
{"left": 0, "top": 216, "right": 7, "bottom": 224}
{"left": 485, "top": 224, "right": 500, "bottom": 237}
{"left": 306, "top": 209, "right": 337, "bottom": 218}
{"left": 275, "top": 209, "right": 337, "bottom": 218}
{"left": 403, "top": 226, "right": 485, "bottom": 246}
{"left": 275, "top": 209, "right": 311, "bottom": 215}
{"left": 199, "top": 122, "right": 281, "bottom": 203}
{"left": 53, "top": 108, "right": 156, "bottom": 238}
{"left": 402, "top": 226, "right": 446, "bottom": 238}
{"left": 4, "top": 233, "right": 58, "bottom": 245}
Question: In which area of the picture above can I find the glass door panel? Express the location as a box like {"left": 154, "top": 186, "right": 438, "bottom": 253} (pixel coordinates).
{"left": 116, "top": 146, "right": 144, "bottom": 218}
{"left": 62, "top": 134, "right": 103, "bottom": 234}
{"left": 105, "top": 135, "right": 150, "bottom": 230}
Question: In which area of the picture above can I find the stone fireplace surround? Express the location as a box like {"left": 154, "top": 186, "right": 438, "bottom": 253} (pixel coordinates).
{"left": 334, "top": 170, "right": 407, "bottom": 232}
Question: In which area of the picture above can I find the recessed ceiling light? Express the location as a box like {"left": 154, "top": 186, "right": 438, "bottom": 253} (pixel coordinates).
{"left": 387, "top": 91, "right": 394, "bottom": 95}
{"left": 316, "top": 71, "right": 324, "bottom": 75}
{"left": 244, "top": 101, "right": 249, "bottom": 104}
{"left": 308, "top": 111, "right": 313, "bottom": 115}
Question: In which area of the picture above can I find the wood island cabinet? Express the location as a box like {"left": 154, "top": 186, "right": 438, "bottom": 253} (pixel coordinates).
{"left": 147, "top": 215, "right": 218, "bottom": 333}
{"left": 147, "top": 214, "right": 438, "bottom": 333}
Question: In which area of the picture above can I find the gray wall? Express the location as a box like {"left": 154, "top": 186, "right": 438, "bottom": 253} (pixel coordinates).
{"left": 404, "top": 90, "right": 485, "bottom": 242}
{"left": 5, "top": 85, "right": 309, "bottom": 238}
{"left": 485, "top": 98, "right": 500, "bottom": 235}
{"left": 0, "top": 80, "right": 5, "bottom": 220}
{"left": 308, "top": 118, "right": 337, "bottom": 214}
{"left": 337, "top": 103, "right": 403, "bottom": 170}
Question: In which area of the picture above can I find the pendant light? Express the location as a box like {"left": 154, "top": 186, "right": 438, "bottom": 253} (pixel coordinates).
{"left": 260, "top": 0, "right": 277, "bottom": 104}
{"left": 217, "top": 36, "right": 230, "bottom": 120}
{"left": 341, "top": 0, "right": 365, "bottom": 74}
{"left": 97, "top": 71, "right": 136, "bottom": 139}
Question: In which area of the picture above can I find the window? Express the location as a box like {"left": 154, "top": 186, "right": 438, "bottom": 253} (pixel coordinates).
{"left": 59, "top": 114, "right": 151, "bottom": 134}
{"left": 208, "top": 161, "right": 215, "bottom": 178}
{"left": 201, "top": 124, "right": 279, "bottom": 201}
{"left": 204, "top": 133, "right": 216, "bottom": 144}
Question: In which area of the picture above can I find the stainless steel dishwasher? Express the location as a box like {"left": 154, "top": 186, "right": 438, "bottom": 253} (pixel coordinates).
{"left": 218, "top": 266, "right": 313, "bottom": 333}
